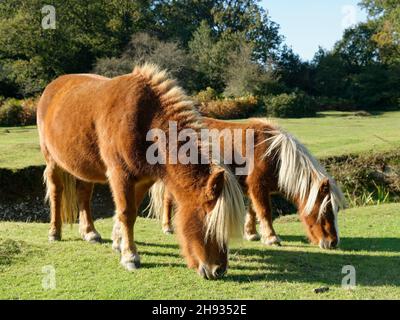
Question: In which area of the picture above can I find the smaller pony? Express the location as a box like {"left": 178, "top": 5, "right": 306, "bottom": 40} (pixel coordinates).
{"left": 150, "top": 118, "right": 346, "bottom": 249}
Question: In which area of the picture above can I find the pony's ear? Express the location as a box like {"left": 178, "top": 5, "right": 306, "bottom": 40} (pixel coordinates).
{"left": 319, "top": 178, "right": 330, "bottom": 195}
{"left": 205, "top": 168, "right": 225, "bottom": 201}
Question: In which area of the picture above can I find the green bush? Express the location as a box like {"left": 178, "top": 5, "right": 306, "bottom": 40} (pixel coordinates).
{"left": 0, "top": 99, "right": 23, "bottom": 126}
{"left": 265, "top": 92, "right": 317, "bottom": 118}
{"left": 194, "top": 87, "right": 219, "bottom": 104}
{"left": 19, "top": 98, "right": 37, "bottom": 126}
{"left": 0, "top": 98, "right": 37, "bottom": 126}
{"left": 198, "top": 95, "right": 259, "bottom": 119}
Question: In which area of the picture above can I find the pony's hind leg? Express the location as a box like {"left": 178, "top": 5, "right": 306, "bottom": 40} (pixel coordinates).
{"left": 108, "top": 170, "right": 140, "bottom": 271}
{"left": 162, "top": 192, "right": 174, "bottom": 234}
{"left": 248, "top": 186, "right": 281, "bottom": 246}
{"left": 45, "top": 163, "right": 63, "bottom": 242}
{"left": 244, "top": 205, "right": 260, "bottom": 241}
{"left": 76, "top": 180, "right": 102, "bottom": 243}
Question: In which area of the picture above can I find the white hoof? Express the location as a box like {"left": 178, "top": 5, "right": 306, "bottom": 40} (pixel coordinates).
{"left": 244, "top": 233, "right": 260, "bottom": 242}
{"left": 163, "top": 227, "right": 174, "bottom": 235}
{"left": 82, "top": 231, "right": 102, "bottom": 243}
{"left": 262, "top": 235, "right": 282, "bottom": 246}
{"left": 48, "top": 234, "right": 61, "bottom": 242}
{"left": 112, "top": 241, "right": 121, "bottom": 252}
{"left": 121, "top": 254, "right": 141, "bottom": 271}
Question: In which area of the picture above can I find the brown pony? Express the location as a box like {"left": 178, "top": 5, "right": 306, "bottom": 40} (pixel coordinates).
{"left": 151, "top": 117, "right": 346, "bottom": 249}
{"left": 37, "top": 64, "right": 245, "bottom": 279}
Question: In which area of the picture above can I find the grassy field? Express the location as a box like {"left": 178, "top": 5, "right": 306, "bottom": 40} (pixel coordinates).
{"left": 1, "top": 111, "right": 400, "bottom": 169}
{"left": 0, "top": 126, "right": 42, "bottom": 169}
{"left": 0, "top": 203, "right": 399, "bottom": 300}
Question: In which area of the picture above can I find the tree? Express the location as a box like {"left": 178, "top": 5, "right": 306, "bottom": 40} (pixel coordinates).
{"left": 311, "top": 22, "right": 400, "bottom": 109}
{"left": 94, "top": 33, "right": 194, "bottom": 91}
{"left": 335, "top": 22, "right": 381, "bottom": 71}
{"left": 360, "top": 0, "right": 400, "bottom": 64}
{"left": 0, "top": 0, "right": 150, "bottom": 96}
{"left": 276, "top": 46, "right": 314, "bottom": 94}
{"left": 152, "top": 0, "right": 282, "bottom": 63}
{"left": 224, "top": 39, "right": 277, "bottom": 97}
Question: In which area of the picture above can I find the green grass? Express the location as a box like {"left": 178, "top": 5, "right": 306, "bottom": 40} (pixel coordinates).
{"left": 1, "top": 111, "right": 400, "bottom": 169}
{"left": 0, "top": 126, "right": 42, "bottom": 169}
{"left": 275, "top": 111, "right": 400, "bottom": 158}
{"left": 1, "top": 203, "right": 399, "bottom": 300}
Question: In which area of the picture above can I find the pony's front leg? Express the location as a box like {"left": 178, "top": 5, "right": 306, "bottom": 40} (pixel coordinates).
{"left": 249, "top": 188, "right": 281, "bottom": 246}
{"left": 108, "top": 172, "right": 140, "bottom": 271}
{"left": 244, "top": 205, "right": 260, "bottom": 241}
{"left": 76, "top": 180, "right": 102, "bottom": 243}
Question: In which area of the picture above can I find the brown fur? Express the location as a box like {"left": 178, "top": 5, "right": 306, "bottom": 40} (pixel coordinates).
{"left": 37, "top": 64, "right": 244, "bottom": 278}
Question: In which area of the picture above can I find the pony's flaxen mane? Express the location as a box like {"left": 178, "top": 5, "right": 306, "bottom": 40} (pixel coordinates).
{"left": 263, "top": 126, "right": 346, "bottom": 218}
{"left": 205, "top": 162, "right": 245, "bottom": 248}
{"left": 132, "top": 63, "right": 203, "bottom": 131}
{"left": 139, "top": 63, "right": 245, "bottom": 248}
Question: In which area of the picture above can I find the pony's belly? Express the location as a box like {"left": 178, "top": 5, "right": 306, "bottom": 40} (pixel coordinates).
{"left": 45, "top": 138, "right": 108, "bottom": 183}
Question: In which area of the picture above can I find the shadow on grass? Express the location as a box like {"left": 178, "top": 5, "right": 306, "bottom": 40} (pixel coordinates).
{"left": 137, "top": 237, "right": 400, "bottom": 286}
{"left": 227, "top": 246, "right": 400, "bottom": 286}
{"left": 62, "top": 236, "right": 400, "bottom": 286}
{"left": 280, "top": 235, "right": 400, "bottom": 252}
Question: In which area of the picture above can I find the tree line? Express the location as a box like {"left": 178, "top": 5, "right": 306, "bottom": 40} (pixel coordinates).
{"left": 0, "top": 0, "right": 399, "bottom": 114}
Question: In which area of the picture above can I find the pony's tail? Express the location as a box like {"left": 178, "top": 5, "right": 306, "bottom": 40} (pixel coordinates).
{"left": 44, "top": 166, "right": 78, "bottom": 225}
{"left": 205, "top": 166, "right": 245, "bottom": 249}
{"left": 147, "top": 180, "right": 166, "bottom": 220}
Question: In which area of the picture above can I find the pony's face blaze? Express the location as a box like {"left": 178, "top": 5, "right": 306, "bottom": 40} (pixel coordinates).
{"left": 301, "top": 180, "right": 339, "bottom": 249}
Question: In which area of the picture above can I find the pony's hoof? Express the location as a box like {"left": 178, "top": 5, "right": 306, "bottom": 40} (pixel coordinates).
{"left": 163, "top": 228, "right": 174, "bottom": 235}
{"left": 112, "top": 242, "right": 121, "bottom": 252}
{"left": 262, "top": 235, "right": 282, "bottom": 246}
{"left": 83, "top": 231, "right": 102, "bottom": 243}
{"left": 48, "top": 234, "right": 61, "bottom": 242}
{"left": 244, "top": 233, "right": 260, "bottom": 242}
{"left": 121, "top": 255, "right": 141, "bottom": 271}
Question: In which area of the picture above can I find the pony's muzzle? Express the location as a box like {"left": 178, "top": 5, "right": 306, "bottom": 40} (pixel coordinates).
{"left": 198, "top": 265, "right": 226, "bottom": 280}
{"left": 319, "top": 238, "right": 339, "bottom": 250}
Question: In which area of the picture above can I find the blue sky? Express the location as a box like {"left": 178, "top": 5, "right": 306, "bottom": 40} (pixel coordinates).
{"left": 261, "top": 0, "right": 367, "bottom": 61}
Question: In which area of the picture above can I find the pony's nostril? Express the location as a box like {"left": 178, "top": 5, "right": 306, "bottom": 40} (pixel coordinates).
{"left": 213, "top": 266, "right": 226, "bottom": 279}
{"left": 330, "top": 239, "right": 338, "bottom": 248}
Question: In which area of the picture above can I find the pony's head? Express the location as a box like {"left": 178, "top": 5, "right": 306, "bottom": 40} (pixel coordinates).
{"left": 264, "top": 128, "right": 346, "bottom": 250}
{"left": 151, "top": 165, "right": 245, "bottom": 280}
{"left": 177, "top": 166, "right": 245, "bottom": 279}
{"left": 298, "top": 177, "right": 345, "bottom": 249}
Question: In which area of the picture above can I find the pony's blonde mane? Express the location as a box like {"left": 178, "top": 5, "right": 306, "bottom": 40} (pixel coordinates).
{"left": 132, "top": 63, "right": 203, "bottom": 131}
{"left": 205, "top": 162, "right": 245, "bottom": 249}
{"left": 263, "top": 127, "right": 346, "bottom": 218}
